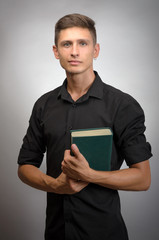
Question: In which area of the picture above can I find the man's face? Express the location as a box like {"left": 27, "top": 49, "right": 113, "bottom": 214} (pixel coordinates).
{"left": 53, "top": 27, "right": 99, "bottom": 75}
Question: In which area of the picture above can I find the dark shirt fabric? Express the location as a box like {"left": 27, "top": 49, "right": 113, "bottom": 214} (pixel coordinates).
{"left": 18, "top": 71, "right": 152, "bottom": 240}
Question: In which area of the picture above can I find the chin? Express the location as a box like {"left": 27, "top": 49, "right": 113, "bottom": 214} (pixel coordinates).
{"left": 64, "top": 67, "right": 84, "bottom": 75}
{"left": 61, "top": 63, "right": 91, "bottom": 75}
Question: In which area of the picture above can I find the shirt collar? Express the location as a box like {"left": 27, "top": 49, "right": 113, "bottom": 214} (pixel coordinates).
{"left": 58, "top": 71, "right": 104, "bottom": 102}
{"left": 88, "top": 71, "right": 103, "bottom": 99}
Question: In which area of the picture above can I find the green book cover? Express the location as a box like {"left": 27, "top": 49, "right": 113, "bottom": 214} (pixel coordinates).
{"left": 70, "top": 128, "right": 113, "bottom": 171}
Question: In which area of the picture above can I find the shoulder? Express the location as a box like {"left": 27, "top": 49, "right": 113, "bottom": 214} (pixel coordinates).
{"left": 33, "top": 85, "right": 62, "bottom": 109}
{"left": 103, "top": 82, "right": 132, "bottom": 102}
{"left": 29, "top": 86, "right": 62, "bottom": 121}
{"left": 98, "top": 78, "right": 145, "bottom": 121}
{"left": 102, "top": 81, "right": 142, "bottom": 110}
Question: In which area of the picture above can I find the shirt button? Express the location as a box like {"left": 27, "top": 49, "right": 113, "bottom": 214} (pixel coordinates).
{"left": 72, "top": 103, "right": 76, "bottom": 108}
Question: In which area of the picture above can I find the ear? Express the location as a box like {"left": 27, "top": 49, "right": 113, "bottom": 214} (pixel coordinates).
{"left": 93, "top": 43, "right": 100, "bottom": 59}
{"left": 53, "top": 45, "right": 60, "bottom": 59}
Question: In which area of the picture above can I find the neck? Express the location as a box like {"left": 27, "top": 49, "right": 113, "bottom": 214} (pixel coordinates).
{"left": 66, "top": 70, "right": 95, "bottom": 102}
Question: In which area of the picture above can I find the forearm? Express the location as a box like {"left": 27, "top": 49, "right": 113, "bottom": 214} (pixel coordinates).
{"left": 86, "top": 160, "right": 151, "bottom": 191}
{"left": 18, "top": 164, "right": 88, "bottom": 194}
{"left": 62, "top": 146, "right": 151, "bottom": 192}
{"left": 18, "top": 164, "right": 57, "bottom": 193}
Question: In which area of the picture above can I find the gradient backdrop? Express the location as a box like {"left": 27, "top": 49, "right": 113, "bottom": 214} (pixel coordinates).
{"left": 0, "top": 0, "right": 158, "bottom": 239}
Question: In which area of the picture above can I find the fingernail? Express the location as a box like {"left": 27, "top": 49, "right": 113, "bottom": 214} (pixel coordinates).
{"left": 71, "top": 144, "right": 76, "bottom": 150}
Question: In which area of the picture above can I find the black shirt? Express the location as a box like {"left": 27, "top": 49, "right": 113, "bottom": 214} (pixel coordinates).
{"left": 18, "top": 72, "right": 152, "bottom": 240}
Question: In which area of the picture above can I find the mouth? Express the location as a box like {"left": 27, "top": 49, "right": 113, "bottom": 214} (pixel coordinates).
{"left": 68, "top": 60, "right": 82, "bottom": 66}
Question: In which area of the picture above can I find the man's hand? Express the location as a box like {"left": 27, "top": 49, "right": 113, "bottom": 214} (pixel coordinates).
{"left": 55, "top": 172, "right": 88, "bottom": 194}
{"left": 61, "top": 144, "right": 151, "bottom": 192}
{"left": 61, "top": 144, "right": 90, "bottom": 182}
{"left": 18, "top": 164, "right": 88, "bottom": 194}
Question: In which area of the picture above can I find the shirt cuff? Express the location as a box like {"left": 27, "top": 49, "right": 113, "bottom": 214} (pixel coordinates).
{"left": 121, "top": 142, "right": 152, "bottom": 166}
{"left": 17, "top": 148, "right": 44, "bottom": 168}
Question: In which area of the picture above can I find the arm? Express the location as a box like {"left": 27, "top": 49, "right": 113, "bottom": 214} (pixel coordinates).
{"left": 62, "top": 144, "right": 151, "bottom": 191}
{"left": 86, "top": 161, "right": 151, "bottom": 191}
{"left": 18, "top": 164, "right": 88, "bottom": 194}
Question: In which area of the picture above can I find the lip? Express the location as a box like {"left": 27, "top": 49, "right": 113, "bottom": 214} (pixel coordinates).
{"left": 68, "top": 60, "right": 82, "bottom": 66}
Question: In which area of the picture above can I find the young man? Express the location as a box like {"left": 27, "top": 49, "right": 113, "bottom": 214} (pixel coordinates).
{"left": 18, "top": 13, "right": 152, "bottom": 240}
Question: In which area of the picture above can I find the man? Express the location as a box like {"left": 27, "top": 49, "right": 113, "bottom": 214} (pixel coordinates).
{"left": 18, "top": 13, "right": 152, "bottom": 240}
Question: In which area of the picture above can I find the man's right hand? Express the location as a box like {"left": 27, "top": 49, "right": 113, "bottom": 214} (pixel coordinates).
{"left": 54, "top": 172, "right": 89, "bottom": 194}
{"left": 18, "top": 164, "right": 88, "bottom": 194}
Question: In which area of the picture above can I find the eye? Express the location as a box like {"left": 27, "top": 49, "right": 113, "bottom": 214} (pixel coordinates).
{"left": 63, "top": 42, "right": 71, "bottom": 47}
{"left": 80, "top": 41, "right": 87, "bottom": 46}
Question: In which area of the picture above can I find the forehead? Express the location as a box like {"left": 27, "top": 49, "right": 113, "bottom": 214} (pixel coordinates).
{"left": 58, "top": 27, "right": 93, "bottom": 42}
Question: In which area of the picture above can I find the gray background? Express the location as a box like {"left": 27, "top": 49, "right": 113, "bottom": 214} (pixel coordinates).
{"left": 0, "top": 0, "right": 158, "bottom": 239}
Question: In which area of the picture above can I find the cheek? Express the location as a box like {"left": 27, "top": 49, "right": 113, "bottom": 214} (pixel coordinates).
{"left": 59, "top": 51, "right": 69, "bottom": 61}
{"left": 58, "top": 55, "right": 67, "bottom": 66}
{"left": 59, "top": 59, "right": 67, "bottom": 69}
{"left": 85, "top": 54, "right": 94, "bottom": 65}
{"left": 83, "top": 50, "right": 94, "bottom": 61}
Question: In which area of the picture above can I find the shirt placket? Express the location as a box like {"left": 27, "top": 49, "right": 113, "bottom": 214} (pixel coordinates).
{"left": 64, "top": 101, "right": 77, "bottom": 240}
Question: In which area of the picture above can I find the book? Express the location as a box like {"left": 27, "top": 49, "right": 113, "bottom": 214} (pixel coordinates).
{"left": 70, "top": 128, "right": 113, "bottom": 171}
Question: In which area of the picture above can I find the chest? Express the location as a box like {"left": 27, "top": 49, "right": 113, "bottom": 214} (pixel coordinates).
{"left": 42, "top": 98, "right": 116, "bottom": 145}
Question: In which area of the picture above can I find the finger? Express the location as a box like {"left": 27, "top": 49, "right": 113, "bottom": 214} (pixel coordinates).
{"left": 63, "top": 149, "right": 75, "bottom": 165}
{"left": 61, "top": 166, "right": 67, "bottom": 174}
{"left": 64, "top": 149, "right": 71, "bottom": 158}
{"left": 61, "top": 159, "right": 69, "bottom": 172}
{"left": 63, "top": 149, "right": 72, "bottom": 163}
{"left": 71, "top": 144, "right": 81, "bottom": 158}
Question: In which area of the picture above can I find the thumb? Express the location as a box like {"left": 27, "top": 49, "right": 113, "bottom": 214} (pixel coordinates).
{"left": 71, "top": 144, "right": 81, "bottom": 158}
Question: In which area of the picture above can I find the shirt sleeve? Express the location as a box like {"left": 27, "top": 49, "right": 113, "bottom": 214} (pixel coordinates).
{"left": 17, "top": 101, "right": 46, "bottom": 168}
{"left": 113, "top": 95, "right": 152, "bottom": 166}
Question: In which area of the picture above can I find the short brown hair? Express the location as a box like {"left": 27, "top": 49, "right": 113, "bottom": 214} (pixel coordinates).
{"left": 54, "top": 13, "right": 97, "bottom": 46}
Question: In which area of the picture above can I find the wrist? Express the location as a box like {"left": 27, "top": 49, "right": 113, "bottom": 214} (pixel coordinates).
{"left": 85, "top": 168, "right": 109, "bottom": 185}
{"left": 84, "top": 168, "right": 96, "bottom": 183}
{"left": 41, "top": 173, "right": 58, "bottom": 193}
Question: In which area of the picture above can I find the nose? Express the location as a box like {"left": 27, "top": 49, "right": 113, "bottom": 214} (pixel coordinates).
{"left": 71, "top": 43, "right": 79, "bottom": 57}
